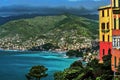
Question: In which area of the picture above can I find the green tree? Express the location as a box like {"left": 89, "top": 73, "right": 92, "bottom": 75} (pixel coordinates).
{"left": 70, "top": 60, "right": 83, "bottom": 68}
{"left": 118, "top": 62, "right": 120, "bottom": 74}
{"left": 100, "top": 53, "right": 113, "bottom": 80}
{"left": 42, "top": 43, "right": 57, "bottom": 50}
{"left": 54, "top": 71, "right": 64, "bottom": 80}
{"left": 66, "top": 50, "right": 83, "bottom": 57}
{"left": 26, "top": 65, "right": 48, "bottom": 80}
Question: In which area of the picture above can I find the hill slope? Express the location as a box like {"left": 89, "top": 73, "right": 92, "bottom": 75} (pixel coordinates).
{"left": 0, "top": 14, "right": 98, "bottom": 25}
{"left": 0, "top": 14, "right": 98, "bottom": 50}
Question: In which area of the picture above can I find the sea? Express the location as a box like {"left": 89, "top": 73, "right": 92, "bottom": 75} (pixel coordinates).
{"left": 0, "top": 50, "right": 78, "bottom": 80}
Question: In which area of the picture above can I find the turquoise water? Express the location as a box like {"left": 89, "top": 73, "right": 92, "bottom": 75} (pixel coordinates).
{"left": 0, "top": 51, "right": 77, "bottom": 80}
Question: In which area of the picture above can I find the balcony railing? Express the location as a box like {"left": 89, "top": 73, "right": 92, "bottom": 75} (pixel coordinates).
{"left": 113, "top": 46, "right": 120, "bottom": 49}
{"left": 112, "top": 7, "right": 120, "bottom": 14}
{"left": 101, "top": 29, "right": 110, "bottom": 33}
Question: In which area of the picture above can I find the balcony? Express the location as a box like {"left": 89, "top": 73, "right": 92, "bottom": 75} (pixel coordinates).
{"left": 113, "top": 46, "right": 120, "bottom": 49}
{"left": 112, "top": 36, "right": 120, "bottom": 49}
{"left": 101, "top": 29, "right": 110, "bottom": 33}
{"left": 112, "top": 7, "right": 120, "bottom": 14}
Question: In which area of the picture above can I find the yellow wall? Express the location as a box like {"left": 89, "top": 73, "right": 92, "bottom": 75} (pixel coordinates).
{"left": 99, "top": 8, "right": 112, "bottom": 42}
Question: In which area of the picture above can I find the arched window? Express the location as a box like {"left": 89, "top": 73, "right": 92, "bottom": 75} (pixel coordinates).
{"left": 108, "top": 48, "right": 111, "bottom": 54}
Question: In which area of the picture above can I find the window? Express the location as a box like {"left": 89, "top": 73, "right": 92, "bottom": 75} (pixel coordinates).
{"left": 119, "top": 38, "right": 120, "bottom": 46}
{"left": 102, "top": 23, "right": 105, "bottom": 29}
{"left": 113, "top": 38, "right": 120, "bottom": 47}
{"left": 118, "top": 38, "right": 120, "bottom": 47}
{"left": 119, "top": 0, "right": 120, "bottom": 7}
{"left": 108, "top": 49, "right": 111, "bottom": 54}
{"left": 103, "top": 35, "right": 105, "bottom": 41}
{"left": 102, "top": 10, "right": 104, "bottom": 17}
{"left": 114, "top": 56, "right": 117, "bottom": 68}
{"left": 117, "top": 38, "right": 119, "bottom": 47}
{"left": 114, "top": 18, "right": 116, "bottom": 29}
{"left": 119, "top": 18, "right": 120, "bottom": 29}
{"left": 108, "top": 35, "right": 110, "bottom": 42}
{"left": 119, "top": 58, "right": 120, "bottom": 67}
{"left": 103, "top": 49, "right": 105, "bottom": 56}
{"left": 115, "top": 38, "right": 117, "bottom": 47}
{"left": 107, "top": 9, "right": 109, "bottom": 16}
{"left": 113, "top": 38, "right": 116, "bottom": 47}
{"left": 107, "top": 22, "right": 109, "bottom": 29}
{"left": 114, "top": 0, "right": 116, "bottom": 7}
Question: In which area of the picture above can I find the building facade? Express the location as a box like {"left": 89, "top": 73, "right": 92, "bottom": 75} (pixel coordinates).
{"left": 98, "top": 5, "right": 112, "bottom": 63}
{"left": 99, "top": 0, "right": 120, "bottom": 71}
{"left": 111, "top": 0, "right": 120, "bottom": 71}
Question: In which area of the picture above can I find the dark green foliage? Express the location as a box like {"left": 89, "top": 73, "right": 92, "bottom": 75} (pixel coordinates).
{"left": 79, "top": 68, "right": 95, "bottom": 80}
{"left": 66, "top": 50, "right": 83, "bottom": 57}
{"left": 54, "top": 71, "right": 64, "bottom": 80}
{"left": 29, "top": 43, "right": 60, "bottom": 51}
{"left": 101, "top": 53, "right": 113, "bottom": 80}
{"left": 26, "top": 65, "right": 48, "bottom": 80}
{"left": 102, "top": 53, "right": 112, "bottom": 69}
{"left": 41, "top": 43, "right": 59, "bottom": 51}
{"left": 64, "top": 69, "right": 81, "bottom": 80}
{"left": 54, "top": 53, "right": 114, "bottom": 80}
{"left": 87, "top": 59, "right": 100, "bottom": 69}
{"left": 70, "top": 61, "right": 83, "bottom": 68}
{"left": 118, "top": 62, "right": 120, "bottom": 74}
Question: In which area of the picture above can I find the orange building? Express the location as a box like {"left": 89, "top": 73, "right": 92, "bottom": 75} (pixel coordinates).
{"left": 111, "top": 0, "right": 120, "bottom": 71}
{"left": 99, "top": 0, "right": 120, "bottom": 71}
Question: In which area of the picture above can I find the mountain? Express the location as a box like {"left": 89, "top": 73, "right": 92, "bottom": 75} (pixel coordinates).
{"left": 0, "top": 14, "right": 98, "bottom": 25}
{"left": 0, "top": 14, "right": 98, "bottom": 50}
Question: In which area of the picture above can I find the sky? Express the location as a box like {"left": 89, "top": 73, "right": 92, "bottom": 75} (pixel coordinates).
{"left": 0, "top": 0, "right": 110, "bottom": 8}
{"left": 0, "top": 0, "right": 110, "bottom": 16}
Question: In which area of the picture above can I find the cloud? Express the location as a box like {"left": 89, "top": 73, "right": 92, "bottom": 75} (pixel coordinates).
{"left": 0, "top": 5, "right": 98, "bottom": 17}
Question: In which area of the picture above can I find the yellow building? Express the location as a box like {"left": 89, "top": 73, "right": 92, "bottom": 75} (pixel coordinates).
{"left": 98, "top": 5, "right": 112, "bottom": 62}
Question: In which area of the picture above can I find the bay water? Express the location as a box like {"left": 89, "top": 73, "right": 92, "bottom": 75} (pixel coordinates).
{"left": 0, "top": 50, "right": 77, "bottom": 80}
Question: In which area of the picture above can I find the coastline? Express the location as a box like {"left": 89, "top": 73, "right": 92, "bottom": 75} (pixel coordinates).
{"left": 0, "top": 49, "right": 67, "bottom": 54}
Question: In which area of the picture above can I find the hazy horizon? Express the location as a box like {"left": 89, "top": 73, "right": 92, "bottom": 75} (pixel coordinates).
{"left": 0, "top": 0, "right": 109, "bottom": 16}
